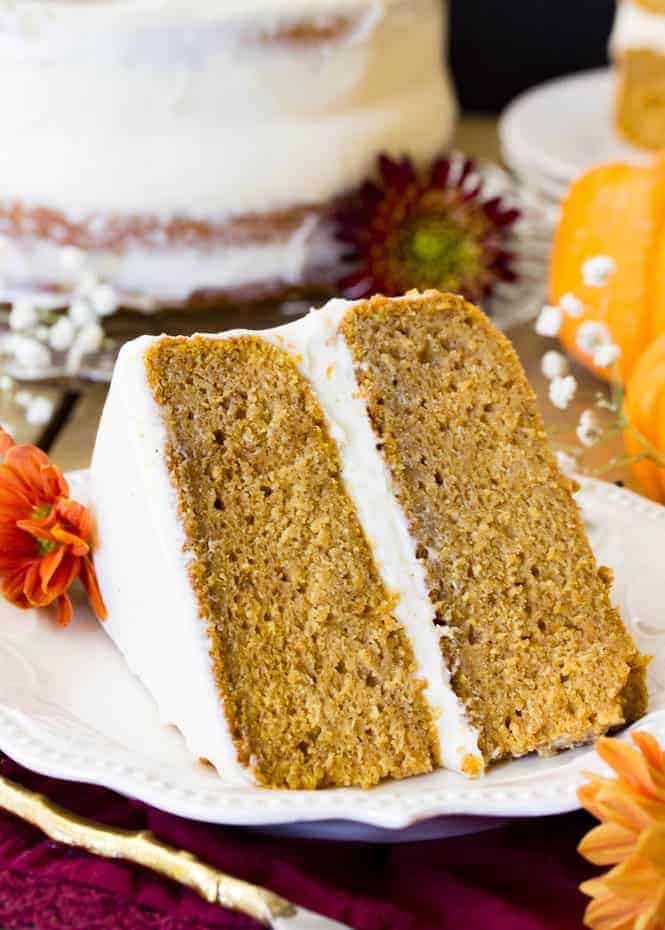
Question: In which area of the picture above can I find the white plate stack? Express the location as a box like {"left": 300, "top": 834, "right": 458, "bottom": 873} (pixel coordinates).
{"left": 499, "top": 68, "right": 651, "bottom": 205}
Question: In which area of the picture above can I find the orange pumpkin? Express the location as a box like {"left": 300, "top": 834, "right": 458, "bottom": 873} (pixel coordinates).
{"left": 550, "top": 160, "right": 665, "bottom": 382}
{"left": 624, "top": 334, "right": 665, "bottom": 503}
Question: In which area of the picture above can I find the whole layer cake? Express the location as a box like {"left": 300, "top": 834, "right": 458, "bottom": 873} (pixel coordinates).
{"left": 0, "top": 0, "right": 455, "bottom": 306}
{"left": 611, "top": 0, "right": 665, "bottom": 149}
{"left": 90, "top": 291, "right": 648, "bottom": 789}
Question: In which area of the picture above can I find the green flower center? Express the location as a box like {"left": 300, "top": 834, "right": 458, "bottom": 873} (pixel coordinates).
{"left": 396, "top": 214, "right": 483, "bottom": 291}
{"left": 31, "top": 503, "right": 59, "bottom": 556}
{"left": 37, "top": 537, "right": 58, "bottom": 556}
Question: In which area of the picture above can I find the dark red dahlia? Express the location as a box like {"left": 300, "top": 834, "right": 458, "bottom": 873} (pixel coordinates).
{"left": 333, "top": 154, "right": 520, "bottom": 302}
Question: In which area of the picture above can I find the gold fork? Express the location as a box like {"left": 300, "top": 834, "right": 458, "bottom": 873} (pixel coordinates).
{"left": 0, "top": 773, "right": 352, "bottom": 930}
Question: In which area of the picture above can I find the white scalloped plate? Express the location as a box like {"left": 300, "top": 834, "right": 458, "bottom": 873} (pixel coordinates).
{"left": 1, "top": 472, "right": 664, "bottom": 841}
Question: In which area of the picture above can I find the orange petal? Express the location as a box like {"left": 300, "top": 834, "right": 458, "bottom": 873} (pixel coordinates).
{"left": 579, "top": 778, "right": 608, "bottom": 821}
{"left": 45, "top": 553, "right": 79, "bottom": 600}
{"left": 0, "top": 428, "right": 16, "bottom": 457}
{"left": 599, "top": 855, "right": 662, "bottom": 897}
{"left": 596, "top": 738, "right": 659, "bottom": 799}
{"left": 0, "top": 465, "right": 37, "bottom": 513}
{"left": 80, "top": 557, "right": 107, "bottom": 621}
{"left": 632, "top": 733, "right": 665, "bottom": 771}
{"left": 22, "top": 560, "right": 46, "bottom": 606}
{"left": 592, "top": 787, "right": 659, "bottom": 835}
{"left": 584, "top": 892, "right": 641, "bottom": 930}
{"left": 637, "top": 825, "right": 665, "bottom": 876}
{"left": 55, "top": 592, "right": 73, "bottom": 627}
{"left": 38, "top": 545, "right": 66, "bottom": 590}
{"left": 0, "top": 526, "right": 36, "bottom": 568}
{"left": 580, "top": 823, "right": 639, "bottom": 865}
{"left": 39, "top": 462, "right": 68, "bottom": 501}
{"left": 55, "top": 498, "right": 91, "bottom": 539}
{"left": 50, "top": 523, "right": 89, "bottom": 557}
{"left": 16, "top": 518, "right": 59, "bottom": 543}
{"left": 2, "top": 566, "right": 31, "bottom": 608}
{"left": 5, "top": 444, "right": 51, "bottom": 489}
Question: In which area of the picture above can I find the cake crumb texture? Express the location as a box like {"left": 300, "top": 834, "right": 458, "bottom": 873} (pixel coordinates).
{"left": 145, "top": 335, "right": 437, "bottom": 789}
{"left": 342, "top": 292, "right": 649, "bottom": 763}
{"left": 616, "top": 49, "right": 665, "bottom": 150}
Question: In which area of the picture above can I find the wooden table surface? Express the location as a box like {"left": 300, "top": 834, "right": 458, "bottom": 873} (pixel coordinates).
{"left": 33, "top": 116, "right": 634, "bottom": 492}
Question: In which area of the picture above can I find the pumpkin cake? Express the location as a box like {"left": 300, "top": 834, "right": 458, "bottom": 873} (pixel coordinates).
{"left": 90, "top": 291, "right": 649, "bottom": 789}
{"left": 611, "top": 0, "right": 665, "bottom": 149}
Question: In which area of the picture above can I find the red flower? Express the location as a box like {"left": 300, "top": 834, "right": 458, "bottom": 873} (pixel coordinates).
{"left": 333, "top": 153, "right": 520, "bottom": 301}
{"left": 0, "top": 427, "right": 106, "bottom": 626}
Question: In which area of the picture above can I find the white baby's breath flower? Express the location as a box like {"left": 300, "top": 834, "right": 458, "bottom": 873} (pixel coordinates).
{"left": 0, "top": 374, "right": 13, "bottom": 392}
{"left": 541, "top": 350, "right": 570, "bottom": 380}
{"left": 76, "top": 321, "right": 104, "bottom": 354}
{"left": 535, "top": 304, "right": 563, "bottom": 338}
{"left": 89, "top": 282, "right": 118, "bottom": 317}
{"left": 560, "top": 292, "right": 584, "bottom": 318}
{"left": 34, "top": 325, "right": 51, "bottom": 342}
{"left": 549, "top": 374, "right": 577, "bottom": 410}
{"left": 65, "top": 321, "right": 104, "bottom": 375}
{"left": 8, "top": 296, "right": 38, "bottom": 332}
{"left": 593, "top": 343, "right": 622, "bottom": 369}
{"left": 59, "top": 245, "right": 87, "bottom": 273}
{"left": 582, "top": 254, "right": 616, "bottom": 287}
{"left": 555, "top": 450, "right": 578, "bottom": 476}
{"left": 576, "top": 320, "right": 612, "bottom": 356}
{"left": 577, "top": 408, "right": 603, "bottom": 447}
{"left": 11, "top": 335, "right": 51, "bottom": 371}
{"left": 68, "top": 298, "right": 97, "bottom": 328}
{"left": 48, "top": 315, "right": 75, "bottom": 352}
{"left": 75, "top": 270, "right": 100, "bottom": 297}
{"left": 25, "top": 395, "right": 54, "bottom": 426}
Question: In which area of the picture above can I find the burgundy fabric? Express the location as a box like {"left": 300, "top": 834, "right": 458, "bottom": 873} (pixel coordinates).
{"left": 0, "top": 754, "right": 595, "bottom": 930}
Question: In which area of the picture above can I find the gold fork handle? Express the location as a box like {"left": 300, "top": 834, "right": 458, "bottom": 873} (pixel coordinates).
{"left": 0, "top": 772, "right": 295, "bottom": 926}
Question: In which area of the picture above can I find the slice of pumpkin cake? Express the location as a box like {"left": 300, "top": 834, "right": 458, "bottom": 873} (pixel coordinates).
{"left": 90, "top": 290, "right": 648, "bottom": 789}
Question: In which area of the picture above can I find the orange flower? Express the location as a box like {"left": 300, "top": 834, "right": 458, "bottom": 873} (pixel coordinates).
{"left": 578, "top": 732, "right": 665, "bottom": 930}
{"left": 0, "top": 427, "right": 106, "bottom": 626}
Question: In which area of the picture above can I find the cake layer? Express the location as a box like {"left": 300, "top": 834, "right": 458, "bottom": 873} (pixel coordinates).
{"left": 0, "top": 208, "right": 328, "bottom": 305}
{"left": 341, "top": 293, "right": 649, "bottom": 762}
{"left": 143, "top": 335, "right": 438, "bottom": 788}
{"left": 0, "top": 0, "right": 453, "bottom": 218}
{"left": 614, "top": 49, "right": 665, "bottom": 150}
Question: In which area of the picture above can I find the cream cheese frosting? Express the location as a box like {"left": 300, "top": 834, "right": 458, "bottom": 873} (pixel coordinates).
{"left": 90, "top": 296, "right": 482, "bottom": 783}
{"left": 610, "top": 0, "right": 665, "bottom": 56}
{"left": 0, "top": 0, "right": 454, "bottom": 218}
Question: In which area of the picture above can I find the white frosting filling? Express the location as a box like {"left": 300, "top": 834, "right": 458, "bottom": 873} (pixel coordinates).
{"left": 0, "top": 0, "right": 454, "bottom": 218}
{"left": 611, "top": 0, "right": 665, "bottom": 56}
{"left": 90, "top": 296, "right": 481, "bottom": 783}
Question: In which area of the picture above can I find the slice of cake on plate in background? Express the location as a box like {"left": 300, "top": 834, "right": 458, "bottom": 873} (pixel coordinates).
{"left": 611, "top": 0, "right": 665, "bottom": 149}
{"left": 90, "top": 291, "right": 648, "bottom": 789}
